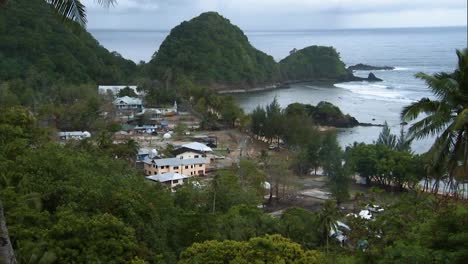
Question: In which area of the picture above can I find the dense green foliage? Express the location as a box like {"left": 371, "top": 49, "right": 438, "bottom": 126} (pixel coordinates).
{"left": 279, "top": 46, "right": 348, "bottom": 81}
{"left": 148, "top": 12, "right": 279, "bottom": 87}
{"left": 0, "top": 5, "right": 467, "bottom": 263}
{"left": 251, "top": 100, "right": 359, "bottom": 146}
{"left": 0, "top": 0, "right": 136, "bottom": 106}
{"left": 179, "top": 235, "right": 324, "bottom": 263}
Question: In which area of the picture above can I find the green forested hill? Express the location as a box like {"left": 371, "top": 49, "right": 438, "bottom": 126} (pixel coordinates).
{"left": 279, "top": 46, "right": 348, "bottom": 81}
{"left": 148, "top": 12, "right": 279, "bottom": 88}
{"left": 0, "top": 0, "right": 136, "bottom": 94}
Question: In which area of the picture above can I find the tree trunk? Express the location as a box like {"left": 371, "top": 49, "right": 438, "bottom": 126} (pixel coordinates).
{"left": 275, "top": 183, "right": 279, "bottom": 202}
{"left": 0, "top": 201, "right": 16, "bottom": 264}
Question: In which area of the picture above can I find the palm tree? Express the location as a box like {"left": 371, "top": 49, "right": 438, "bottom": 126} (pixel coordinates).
{"left": 318, "top": 200, "right": 340, "bottom": 253}
{"left": 376, "top": 121, "right": 397, "bottom": 149}
{"left": 401, "top": 49, "right": 468, "bottom": 197}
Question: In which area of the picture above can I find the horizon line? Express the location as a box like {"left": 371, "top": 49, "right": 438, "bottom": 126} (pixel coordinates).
{"left": 88, "top": 25, "right": 467, "bottom": 32}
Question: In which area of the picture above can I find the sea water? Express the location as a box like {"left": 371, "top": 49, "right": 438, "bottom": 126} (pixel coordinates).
{"left": 90, "top": 26, "right": 467, "bottom": 153}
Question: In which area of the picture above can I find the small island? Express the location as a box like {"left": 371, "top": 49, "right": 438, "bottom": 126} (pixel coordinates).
{"left": 346, "top": 72, "right": 383, "bottom": 82}
{"left": 348, "top": 63, "right": 395, "bottom": 71}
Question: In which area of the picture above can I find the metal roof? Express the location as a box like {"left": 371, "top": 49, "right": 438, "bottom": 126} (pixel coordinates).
{"left": 114, "top": 96, "right": 142, "bottom": 105}
{"left": 181, "top": 142, "right": 213, "bottom": 152}
{"left": 146, "top": 172, "right": 189, "bottom": 183}
{"left": 144, "top": 157, "right": 206, "bottom": 167}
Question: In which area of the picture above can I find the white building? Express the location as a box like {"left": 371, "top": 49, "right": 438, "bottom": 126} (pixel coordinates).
{"left": 58, "top": 131, "right": 91, "bottom": 140}
{"left": 173, "top": 142, "right": 213, "bottom": 163}
{"left": 180, "top": 142, "right": 213, "bottom": 152}
{"left": 98, "top": 85, "right": 139, "bottom": 95}
{"left": 146, "top": 172, "right": 190, "bottom": 191}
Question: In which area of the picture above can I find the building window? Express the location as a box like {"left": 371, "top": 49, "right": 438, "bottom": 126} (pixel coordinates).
{"left": 185, "top": 166, "right": 188, "bottom": 169}
{"left": 166, "top": 165, "right": 169, "bottom": 169}
{"left": 173, "top": 180, "right": 179, "bottom": 184}
{"left": 194, "top": 155, "right": 199, "bottom": 158}
{"left": 199, "top": 164, "right": 203, "bottom": 167}
{"left": 174, "top": 166, "right": 179, "bottom": 169}
{"left": 191, "top": 165, "right": 193, "bottom": 168}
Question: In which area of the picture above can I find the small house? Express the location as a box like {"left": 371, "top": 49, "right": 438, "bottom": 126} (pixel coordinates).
{"left": 146, "top": 172, "right": 190, "bottom": 191}
{"left": 114, "top": 96, "right": 143, "bottom": 112}
{"left": 58, "top": 131, "right": 91, "bottom": 141}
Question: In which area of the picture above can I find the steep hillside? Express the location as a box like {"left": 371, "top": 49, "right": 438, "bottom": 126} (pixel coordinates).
{"left": 0, "top": 0, "right": 137, "bottom": 87}
{"left": 148, "top": 12, "right": 279, "bottom": 89}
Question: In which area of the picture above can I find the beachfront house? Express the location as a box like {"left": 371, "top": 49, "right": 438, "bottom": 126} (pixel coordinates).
{"left": 98, "top": 85, "right": 139, "bottom": 96}
{"left": 143, "top": 157, "right": 207, "bottom": 176}
{"left": 146, "top": 172, "right": 190, "bottom": 191}
{"left": 58, "top": 131, "right": 91, "bottom": 141}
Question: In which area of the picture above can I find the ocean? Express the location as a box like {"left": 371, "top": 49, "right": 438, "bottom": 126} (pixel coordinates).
{"left": 90, "top": 26, "right": 467, "bottom": 153}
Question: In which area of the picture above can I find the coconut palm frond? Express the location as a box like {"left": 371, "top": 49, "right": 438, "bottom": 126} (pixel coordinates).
{"left": 95, "top": 0, "right": 117, "bottom": 8}
{"left": 46, "top": 0, "right": 87, "bottom": 26}
{"left": 46, "top": 0, "right": 116, "bottom": 27}
{"left": 452, "top": 109, "right": 468, "bottom": 131}
{"left": 408, "top": 113, "right": 454, "bottom": 140}
{"left": 401, "top": 98, "right": 443, "bottom": 122}
{"left": 415, "top": 72, "right": 459, "bottom": 100}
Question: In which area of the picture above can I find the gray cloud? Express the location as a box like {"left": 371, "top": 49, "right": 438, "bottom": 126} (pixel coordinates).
{"left": 83, "top": 0, "right": 467, "bottom": 29}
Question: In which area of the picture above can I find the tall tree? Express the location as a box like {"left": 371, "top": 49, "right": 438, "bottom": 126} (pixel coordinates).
{"left": 401, "top": 49, "right": 468, "bottom": 196}
{"left": 265, "top": 97, "right": 284, "bottom": 145}
{"left": 318, "top": 200, "right": 340, "bottom": 253}
{"left": 376, "top": 121, "right": 397, "bottom": 149}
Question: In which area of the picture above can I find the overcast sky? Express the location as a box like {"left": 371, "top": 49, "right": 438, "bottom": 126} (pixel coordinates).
{"left": 84, "top": 0, "right": 467, "bottom": 30}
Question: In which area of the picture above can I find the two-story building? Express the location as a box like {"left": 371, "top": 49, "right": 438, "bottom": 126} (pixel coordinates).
{"left": 113, "top": 96, "right": 143, "bottom": 119}
{"left": 143, "top": 157, "right": 207, "bottom": 176}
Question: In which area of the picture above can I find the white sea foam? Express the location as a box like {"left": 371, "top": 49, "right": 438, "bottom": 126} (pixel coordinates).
{"left": 393, "top": 67, "right": 411, "bottom": 71}
{"left": 334, "top": 82, "right": 413, "bottom": 102}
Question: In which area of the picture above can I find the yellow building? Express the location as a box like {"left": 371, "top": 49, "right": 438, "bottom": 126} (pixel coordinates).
{"left": 143, "top": 157, "right": 206, "bottom": 176}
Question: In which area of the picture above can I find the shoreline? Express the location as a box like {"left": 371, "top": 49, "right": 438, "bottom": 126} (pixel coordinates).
{"left": 217, "top": 75, "right": 382, "bottom": 95}
{"left": 217, "top": 84, "right": 285, "bottom": 94}
{"left": 217, "top": 80, "right": 339, "bottom": 95}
